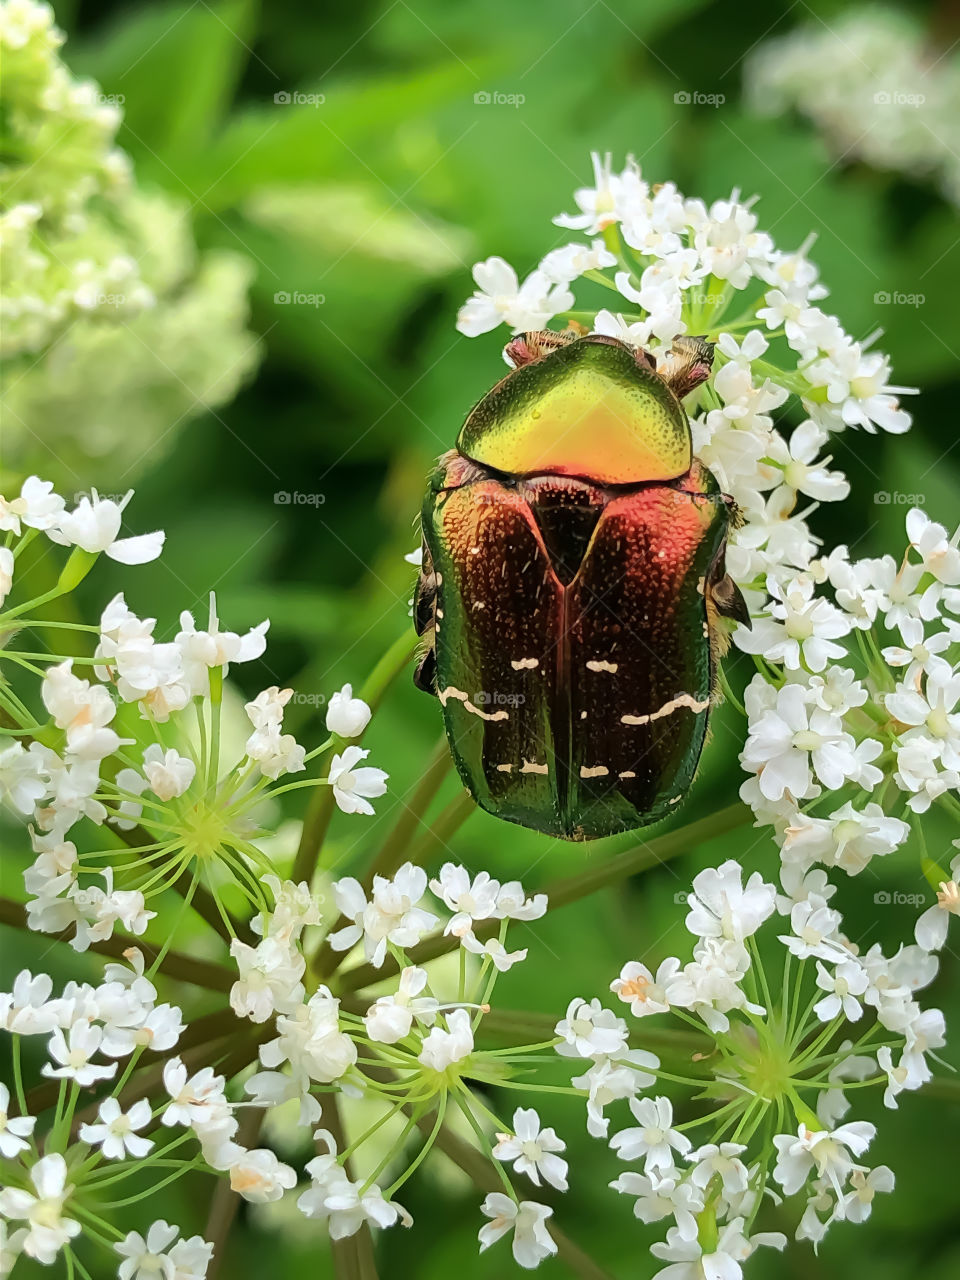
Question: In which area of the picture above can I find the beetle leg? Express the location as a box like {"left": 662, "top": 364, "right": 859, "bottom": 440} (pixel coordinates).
{"left": 413, "top": 538, "right": 439, "bottom": 695}
{"left": 705, "top": 561, "right": 751, "bottom": 669}
{"left": 657, "top": 335, "right": 715, "bottom": 400}
{"left": 503, "top": 327, "right": 584, "bottom": 368}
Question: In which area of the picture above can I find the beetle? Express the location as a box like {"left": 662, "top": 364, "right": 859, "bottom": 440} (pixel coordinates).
{"left": 412, "top": 328, "right": 749, "bottom": 841}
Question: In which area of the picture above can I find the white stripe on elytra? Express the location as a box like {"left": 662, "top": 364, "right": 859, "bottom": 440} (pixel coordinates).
{"left": 438, "top": 686, "right": 509, "bottom": 722}
{"left": 621, "top": 693, "right": 709, "bottom": 726}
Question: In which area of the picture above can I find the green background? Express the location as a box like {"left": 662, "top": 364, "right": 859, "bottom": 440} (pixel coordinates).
{"left": 3, "top": 0, "right": 960, "bottom": 1276}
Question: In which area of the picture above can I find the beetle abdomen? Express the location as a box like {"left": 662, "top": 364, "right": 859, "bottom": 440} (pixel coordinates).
{"left": 421, "top": 462, "right": 730, "bottom": 840}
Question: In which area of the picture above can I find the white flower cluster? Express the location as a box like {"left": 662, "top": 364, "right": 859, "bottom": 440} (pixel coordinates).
{"left": 0, "top": 476, "right": 391, "bottom": 957}
{"left": 552, "top": 854, "right": 947, "bottom": 1276}
{"left": 457, "top": 153, "right": 912, "bottom": 589}
{"left": 217, "top": 863, "right": 556, "bottom": 1259}
{"left": 737, "top": 508, "right": 960, "bottom": 946}
{"left": 746, "top": 8, "right": 960, "bottom": 205}
{"left": 0, "top": 953, "right": 216, "bottom": 1270}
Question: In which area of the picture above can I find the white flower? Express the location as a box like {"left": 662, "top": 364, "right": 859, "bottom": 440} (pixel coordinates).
{"left": 684, "top": 859, "right": 777, "bottom": 942}
{"left": 325, "top": 683, "right": 371, "bottom": 737}
{"left": 814, "top": 959, "right": 869, "bottom": 1022}
{"left": 255, "top": 988, "right": 357, "bottom": 1096}
{"left": 571, "top": 1051, "right": 658, "bottom": 1139}
{"left": 176, "top": 595, "right": 269, "bottom": 696}
{"left": 141, "top": 745, "right": 195, "bottom": 800}
{"left": 771, "top": 419, "right": 850, "bottom": 501}
{"left": 461, "top": 935, "right": 528, "bottom": 971}
{"left": 915, "top": 879, "right": 960, "bottom": 951}
{"left": 736, "top": 575, "right": 852, "bottom": 671}
{"left": 0, "top": 476, "right": 65, "bottom": 535}
{"left": 610, "top": 1170, "right": 704, "bottom": 1240}
{"left": 493, "top": 1108, "right": 568, "bottom": 1191}
{"left": 554, "top": 997, "right": 629, "bottom": 1059}
{"left": 418, "top": 1008, "right": 474, "bottom": 1071}
{"left": 48, "top": 489, "right": 164, "bottom": 563}
{"left": 228, "top": 1148, "right": 298, "bottom": 1203}
{"left": 327, "top": 746, "right": 388, "bottom": 816}
{"left": 773, "top": 1121, "right": 875, "bottom": 1197}
{"left": 42, "top": 1020, "right": 117, "bottom": 1086}
{"left": 906, "top": 509, "right": 960, "bottom": 585}
{"left": 0, "top": 545, "right": 13, "bottom": 606}
{"left": 41, "top": 659, "right": 121, "bottom": 761}
{"left": 840, "top": 1165, "right": 895, "bottom": 1223}
{"left": 650, "top": 1217, "right": 786, "bottom": 1280}
{"left": 687, "top": 1142, "right": 751, "bottom": 1207}
{"left": 0, "top": 1083, "right": 35, "bottom": 1158}
{"left": 457, "top": 257, "right": 573, "bottom": 336}
{"left": 478, "top": 1194, "right": 557, "bottom": 1270}
{"left": 78, "top": 1097, "right": 153, "bottom": 1160}
{"left": 0, "top": 970, "right": 60, "bottom": 1035}
{"left": 298, "top": 1155, "right": 410, "bottom": 1237}
{"left": 431, "top": 864, "right": 501, "bottom": 936}
{"left": 161, "top": 1057, "right": 227, "bottom": 1128}
{"left": 328, "top": 863, "right": 435, "bottom": 967}
{"left": 229, "top": 936, "right": 305, "bottom": 1023}
{"left": 115, "top": 1221, "right": 213, "bottom": 1280}
{"left": 779, "top": 898, "right": 846, "bottom": 962}
{"left": 740, "top": 680, "right": 861, "bottom": 802}
{"left": 610, "top": 1095, "right": 691, "bottom": 1174}
{"left": 610, "top": 958, "right": 686, "bottom": 1017}
{"left": 364, "top": 966, "right": 439, "bottom": 1043}
{"left": 0, "top": 742, "right": 48, "bottom": 815}
{"left": 0, "top": 1153, "right": 80, "bottom": 1264}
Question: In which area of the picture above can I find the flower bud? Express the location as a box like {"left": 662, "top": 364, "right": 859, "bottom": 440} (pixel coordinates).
{"left": 325, "top": 684, "right": 371, "bottom": 737}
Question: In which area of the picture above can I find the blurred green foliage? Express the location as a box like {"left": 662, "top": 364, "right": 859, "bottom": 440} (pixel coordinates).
{"left": 4, "top": 0, "right": 960, "bottom": 1276}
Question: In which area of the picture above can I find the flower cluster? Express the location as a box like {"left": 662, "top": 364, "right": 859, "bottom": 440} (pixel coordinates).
{"left": 746, "top": 8, "right": 960, "bottom": 205}
{"left": 736, "top": 508, "right": 960, "bottom": 946}
{"left": 0, "top": 857, "right": 557, "bottom": 1274}
{"left": 0, "top": 477, "right": 394, "bottom": 957}
{"left": 457, "top": 151, "right": 912, "bottom": 593}
{"left": 556, "top": 854, "right": 946, "bottom": 1276}
{"left": 0, "top": 0, "right": 259, "bottom": 479}
{"left": 453, "top": 152, "right": 957, "bottom": 1275}
{"left": 0, "top": 479, "right": 578, "bottom": 1274}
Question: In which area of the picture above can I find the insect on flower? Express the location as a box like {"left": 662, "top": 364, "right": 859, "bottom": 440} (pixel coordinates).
{"left": 413, "top": 330, "right": 750, "bottom": 839}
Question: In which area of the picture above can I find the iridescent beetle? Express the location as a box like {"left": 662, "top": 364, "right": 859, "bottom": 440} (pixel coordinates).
{"left": 413, "top": 330, "right": 749, "bottom": 840}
